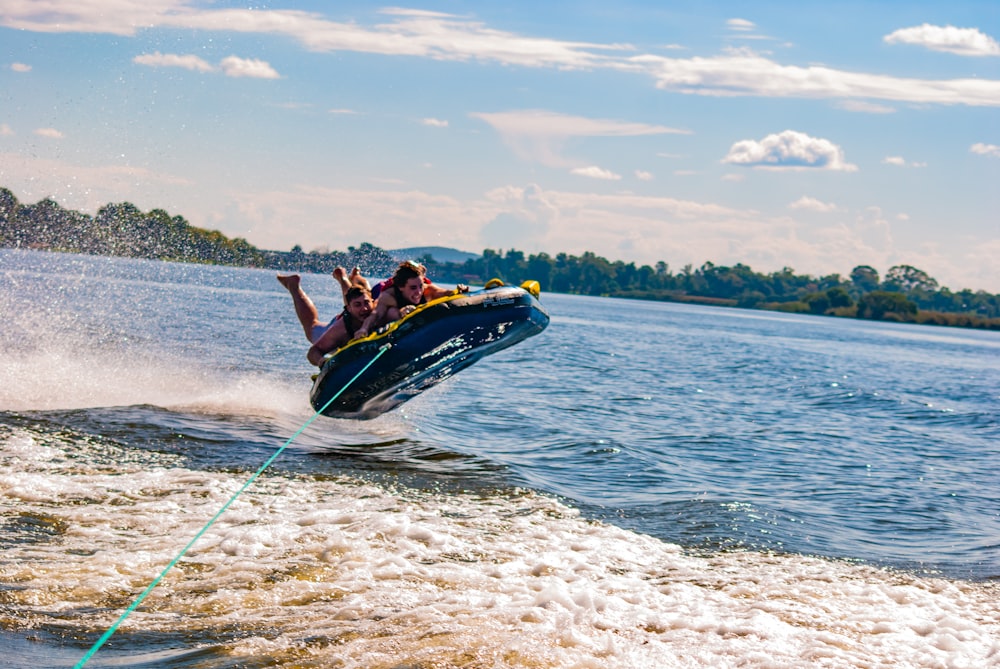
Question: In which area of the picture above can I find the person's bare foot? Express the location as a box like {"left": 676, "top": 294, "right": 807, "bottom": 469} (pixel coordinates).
{"left": 277, "top": 274, "right": 301, "bottom": 291}
{"left": 349, "top": 267, "right": 370, "bottom": 290}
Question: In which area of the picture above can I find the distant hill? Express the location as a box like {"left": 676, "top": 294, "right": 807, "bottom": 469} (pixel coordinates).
{"left": 389, "top": 246, "right": 480, "bottom": 264}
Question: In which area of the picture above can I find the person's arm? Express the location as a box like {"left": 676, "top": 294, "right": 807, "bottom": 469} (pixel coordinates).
{"left": 355, "top": 296, "right": 392, "bottom": 339}
{"left": 307, "top": 321, "right": 347, "bottom": 366}
{"left": 423, "top": 282, "right": 470, "bottom": 300}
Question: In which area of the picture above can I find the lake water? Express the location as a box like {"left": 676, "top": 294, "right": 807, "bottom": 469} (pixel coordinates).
{"left": 2, "top": 248, "right": 998, "bottom": 668}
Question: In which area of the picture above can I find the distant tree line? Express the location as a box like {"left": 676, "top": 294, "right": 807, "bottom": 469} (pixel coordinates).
{"left": 1, "top": 188, "right": 997, "bottom": 329}
{"left": 417, "top": 250, "right": 999, "bottom": 329}
{"left": 0, "top": 188, "right": 262, "bottom": 266}
{"left": 262, "top": 242, "right": 400, "bottom": 277}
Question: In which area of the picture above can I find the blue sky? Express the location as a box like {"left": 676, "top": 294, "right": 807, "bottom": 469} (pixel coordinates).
{"left": 1, "top": 1, "right": 998, "bottom": 291}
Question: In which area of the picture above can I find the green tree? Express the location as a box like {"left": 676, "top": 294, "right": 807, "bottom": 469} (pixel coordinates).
{"left": 850, "top": 265, "right": 880, "bottom": 293}
{"left": 804, "top": 291, "right": 831, "bottom": 314}
{"left": 857, "top": 291, "right": 917, "bottom": 321}
{"left": 882, "top": 265, "right": 939, "bottom": 293}
{"left": 826, "top": 286, "right": 853, "bottom": 308}
{"left": 526, "top": 252, "right": 554, "bottom": 290}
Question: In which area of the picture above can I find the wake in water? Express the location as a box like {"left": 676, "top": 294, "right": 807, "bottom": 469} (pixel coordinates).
{"left": 2, "top": 425, "right": 999, "bottom": 668}
{"left": 4, "top": 250, "right": 1000, "bottom": 667}
{"left": 0, "top": 265, "right": 308, "bottom": 417}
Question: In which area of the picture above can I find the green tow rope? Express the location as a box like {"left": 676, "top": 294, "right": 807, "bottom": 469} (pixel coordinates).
{"left": 74, "top": 343, "right": 391, "bottom": 669}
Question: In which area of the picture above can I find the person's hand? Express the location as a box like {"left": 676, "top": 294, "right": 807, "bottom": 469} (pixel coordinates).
{"left": 400, "top": 305, "right": 417, "bottom": 316}
{"left": 353, "top": 328, "right": 368, "bottom": 339}
{"left": 455, "top": 284, "right": 470, "bottom": 294}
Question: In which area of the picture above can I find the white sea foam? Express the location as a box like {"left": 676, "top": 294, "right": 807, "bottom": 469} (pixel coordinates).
{"left": 2, "top": 428, "right": 998, "bottom": 668}
{"left": 0, "top": 331, "right": 305, "bottom": 417}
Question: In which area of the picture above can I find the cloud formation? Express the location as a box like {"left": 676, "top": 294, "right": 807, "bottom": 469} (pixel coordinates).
{"left": 970, "top": 142, "right": 1000, "bottom": 157}
{"left": 0, "top": 3, "right": 624, "bottom": 70}
{"left": 884, "top": 24, "right": 1000, "bottom": 57}
{"left": 133, "top": 52, "right": 279, "bottom": 78}
{"left": 5, "top": 3, "right": 1000, "bottom": 106}
{"left": 727, "top": 19, "right": 756, "bottom": 32}
{"left": 882, "top": 156, "right": 926, "bottom": 168}
{"left": 629, "top": 49, "right": 1000, "bottom": 106}
{"left": 422, "top": 118, "right": 449, "bottom": 128}
{"left": 472, "top": 109, "right": 688, "bottom": 167}
{"left": 34, "top": 128, "right": 64, "bottom": 139}
{"left": 789, "top": 196, "right": 837, "bottom": 212}
{"left": 10, "top": 62, "right": 31, "bottom": 72}
{"left": 571, "top": 166, "right": 621, "bottom": 180}
{"left": 219, "top": 56, "right": 280, "bottom": 79}
{"left": 722, "top": 130, "right": 857, "bottom": 171}
{"left": 835, "top": 100, "right": 895, "bottom": 114}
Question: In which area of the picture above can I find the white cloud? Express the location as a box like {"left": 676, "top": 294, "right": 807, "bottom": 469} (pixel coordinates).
{"left": 219, "top": 56, "right": 280, "bottom": 79}
{"left": 571, "top": 166, "right": 621, "bottom": 180}
{"left": 835, "top": 100, "right": 895, "bottom": 114}
{"left": 789, "top": 196, "right": 837, "bottom": 212}
{"left": 329, "top": 108, "right": 359, "bottom": 115}
{"left": 725, "top": 18, "right": 775, "bottom": 42}
{"left": 629, "top": 49, "right": 1000, "bottom": 106}
{"left": 133, "top": 52, "right": 278, "bottom": 78}
{"left": 721, "top": 173, "right": 744, "bottom": 182}
{"left": 634, "top": 170, "right": 653, "bottom": 181}
{"left": 133, "top": 52, "right": 214, "bottom": 72}
{"left": 722, "top": 130, "right": 857, "bottom": 171}
{"left": 472, "top": 109, "right": 688, "bottom": 138}
{"left": 0, "top": 3, "right": 625, "bottom": 70}
{"left": 970, "top": 142, "right": 1000, "bottom": 157}
{"left": 4, "top": 4, "right": 1000, "bottom": 106}
{"left": 472, "top": 109, "right": 689, "bottom": 167}
{"left": 884, "top": 24, "right": 1000, "bottom": 57}
{"left": 34, "top": 128, "right": 64, "bottom": 139}
{"left": 10, "top": 62, "right": 31, "bottom": 72}
{"left": 882, "top": 156, "right": 926, "bottom": 168}
{"left": 727, "top": 19, "right": 756, "bottom": 32}
{"left": 0, "top": 124, "right": 13, "bottom": 136}
{"left": 422, "top": 118, "right": 449, "bottom": 128}
{"left": 479, "top": 183, "right": 558, "bottom": 248}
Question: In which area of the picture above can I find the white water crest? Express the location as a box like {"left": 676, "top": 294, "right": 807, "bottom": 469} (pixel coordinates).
{"left": 2, "top": 428, "right": 999, "bottom": 668}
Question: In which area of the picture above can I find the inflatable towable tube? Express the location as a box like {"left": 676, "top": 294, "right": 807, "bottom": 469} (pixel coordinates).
{"left": 309, "top": 280, "right": 549, "bottom": 419}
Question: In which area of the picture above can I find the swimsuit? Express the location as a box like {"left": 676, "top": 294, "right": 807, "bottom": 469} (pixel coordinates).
{"left": 309, "top": 309, "right": 358, "bottom": 344}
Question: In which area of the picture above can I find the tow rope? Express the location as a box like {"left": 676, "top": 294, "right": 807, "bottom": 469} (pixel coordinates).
{"left": 74, "top": 343, "right": 391, "bottom": 668}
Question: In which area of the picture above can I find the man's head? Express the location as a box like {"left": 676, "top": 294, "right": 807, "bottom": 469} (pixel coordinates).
{"left": 345, "top": 286, "right": 374, "bottom": 321}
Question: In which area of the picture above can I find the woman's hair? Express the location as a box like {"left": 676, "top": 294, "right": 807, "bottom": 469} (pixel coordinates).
{"left": 393, "top": 260, "right": 424, "bottom": 285}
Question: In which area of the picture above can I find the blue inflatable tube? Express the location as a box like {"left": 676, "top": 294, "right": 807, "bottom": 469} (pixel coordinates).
{"left": 309, "top": 281, "right": 549, "bottom": 418}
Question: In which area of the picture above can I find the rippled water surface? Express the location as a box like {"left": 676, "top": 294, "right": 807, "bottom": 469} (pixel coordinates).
{"left": 2, "top": 249, "right": 998, "bottom": 668}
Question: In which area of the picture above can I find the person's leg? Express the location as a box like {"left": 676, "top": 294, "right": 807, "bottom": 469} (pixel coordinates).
{"left": 333, "top": 267, "right": 371, "bottom": 305}
{"left": 277, "top": 274, "right": 322, "bottom": 343}
{"left": 349, "top": 267, "right": 371, "bottom": 292}
{"left": 333, "top": 267, "right": 351, "bottom": 303}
